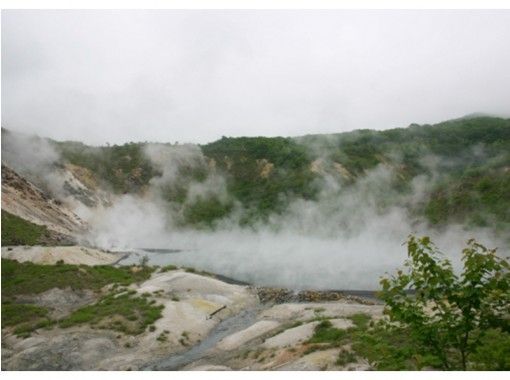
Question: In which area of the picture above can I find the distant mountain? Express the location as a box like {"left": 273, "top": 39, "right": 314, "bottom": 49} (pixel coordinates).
{"left": 451, "top": 112, "right": 510, "bottom": 121}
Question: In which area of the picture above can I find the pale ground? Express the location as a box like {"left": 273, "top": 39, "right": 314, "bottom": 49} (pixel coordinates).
{"left": 2, "top": 269, "right": 259, "bottom": 370}
{"left": 1, "top": 165, "right": 85, "bottom": 235}
{"left": 263, "top": 321, "right": 320, "bottom": 348}
{"left": 182, "top": 301, "right": 383, "bottom": 371}
{"left": 258, "top": 302, "right": 384, "bottom": 321}
{"left": 1, "top": 245, "right": 121, "bottom": 265}
{"left": 262, "top": 318, "right": 353, "bottom": 349}
{"left": 215, "top": 320, "right": 280, "bottom": 351}
{"left": 2, "top": 264, "right": 383, "bottom": 371}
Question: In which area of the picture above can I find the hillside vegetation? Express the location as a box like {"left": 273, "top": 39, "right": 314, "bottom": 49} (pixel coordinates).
{"left": 2, "top": 211, "right": 50, "bottom": 246}
{"left": 47, "top": 116, "right": 510, "bottom": 230}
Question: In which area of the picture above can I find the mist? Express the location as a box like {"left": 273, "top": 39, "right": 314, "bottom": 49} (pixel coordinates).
{"left": 1, "top": 128, "right": 506, "bottom": 290}
{"left": 3, "top": 8, "right": 509, "bottom": 290}
{"left": 75, "top": 141, "right": 505, "bottom": 290}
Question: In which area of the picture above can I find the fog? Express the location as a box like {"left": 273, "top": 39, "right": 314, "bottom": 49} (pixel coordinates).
{"left": 79, "top": 142, "right": 504, "bottom": 290}
{"left": 2, "top": 129, "right": 506, "bottom": 289}
{"left": 2, "top": 9, "right": 509, "bottom": 289}
{"left": 3, "top": 10, "right": 510, "bottom": 145}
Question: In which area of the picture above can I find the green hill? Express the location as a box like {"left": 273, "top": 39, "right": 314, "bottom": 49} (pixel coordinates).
{"left": 22, "top": 116, "right": 509, "bottom": 231}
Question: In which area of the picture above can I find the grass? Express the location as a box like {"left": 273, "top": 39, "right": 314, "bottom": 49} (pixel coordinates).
{"left": 1, "top": 211, "right": 48, "bottom": 245}
{"left": 304, "top": 313, "right": 440, "bottom": 370}
{"left": 160, "top": 264, "right": 178, "bottom": 272}
{"left": 1, "top": 303, "right": 54, "bottom": 338}
{"left": 1, "top": 302, "right": 50, "bottom": 326}
{"left": 308, "top": 320, "right": 350, "bottom": 345}
{"left": 336, "top": 348, "right": 357, "bottom": 367}
{"left": 157, "top": 331, "right": 169, "bottom": 342}
{"left": 1, "top": 259, "right": 159, "bottom": 337}
{"left": 184, "top": 266, "right": 216, "bottom": 278}
{"left": 1, "top": 259, "right": 154, "bottom": 298}
{"left": 351, "top": 323, "right": 429, "bottom": 370}
{"left": 304, "top": 311, "right": 510, "bottom": 370}
{"left": 352, "top": 323, "right": 510, "bottom": 370}
{"left": 59, "top": 291, "right": 164, "bottom": 335}
{"left": 349, "top": 313, "right": 372, "bottom": 329}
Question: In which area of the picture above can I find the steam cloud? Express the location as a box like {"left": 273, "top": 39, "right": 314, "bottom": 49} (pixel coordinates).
{"left": 83, "top": 142, "right": 505, "bottom": 290}
{"left": 2, "top": 131, "right": 506, "bottom": 290}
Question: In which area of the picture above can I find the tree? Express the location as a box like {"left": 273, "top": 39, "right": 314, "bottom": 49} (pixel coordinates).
{"left": 379, "top": 235, "right": 510, "bottom": 370}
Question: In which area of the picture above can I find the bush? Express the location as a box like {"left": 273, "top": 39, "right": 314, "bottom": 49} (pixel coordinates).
{"left": 379, "top": 235, "right": 510, "bottom": 370}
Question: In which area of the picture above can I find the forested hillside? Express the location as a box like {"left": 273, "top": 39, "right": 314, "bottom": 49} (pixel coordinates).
{"left": 16, "top": 116, "right": 508, "bottom": 231}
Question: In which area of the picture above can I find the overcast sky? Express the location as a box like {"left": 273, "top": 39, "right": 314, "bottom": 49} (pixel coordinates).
{"left": 2, "top": 10, "right": 510, "bottom": 145}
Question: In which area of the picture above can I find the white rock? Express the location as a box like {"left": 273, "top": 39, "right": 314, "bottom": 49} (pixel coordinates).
{"left": 216, "top": 320, "right": 280, "bottom": 351}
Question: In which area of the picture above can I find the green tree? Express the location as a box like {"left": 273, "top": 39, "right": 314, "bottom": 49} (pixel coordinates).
{"left": 380, "top": 235, "right": 510, "bottom": 370}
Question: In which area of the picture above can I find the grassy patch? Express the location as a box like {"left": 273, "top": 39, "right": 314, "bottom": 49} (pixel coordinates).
{"left": 183, "top": 266, "right": 216, "bottom": 278}
{"left": 157, "top": 330, "right": 169, "bottom": 342}
{"left": 304, "top": 311, "right": 510, "bottom": 370}
{"left": 1, "top": 259, "right": 154, "bottom": 298}
{"left": 305, "top": 314, "right": 428, "bottom": 369}
{"left": 1, "top": 259, "right": 159, "bottom": 337}
{"left": 336, "top": 348, "right": 357, "bottom": 367}
{"left": 1, "top": 302, "right": 49, "bottom": 326}
{"left": 1, "top": 211, "right": 48, "bottom": 246}
{"left": 308, "top": 320, "right": 350, "bottom": 345}
{"left": 349, "top": 313, "right": 372, "bottom": 329}
{"left": 351, "top": 323, "right": 436, "bottom": 370}
{"left": 160, "top": 264, "right": 178, "bottom": 272}
{"left": 1, "top": 303, "right": 54, "bottom": 338}
{"left": 59, "top": 292, "right": 164, "bottom": 335}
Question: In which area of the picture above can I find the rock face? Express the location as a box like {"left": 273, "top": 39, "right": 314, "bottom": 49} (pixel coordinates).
{"left": 1, "top": 165, "right": 85, "bottom": 237}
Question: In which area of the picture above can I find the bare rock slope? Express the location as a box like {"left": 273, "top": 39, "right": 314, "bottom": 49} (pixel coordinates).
{"left": 1, "top": 164, "right": 85, "bottom": 237}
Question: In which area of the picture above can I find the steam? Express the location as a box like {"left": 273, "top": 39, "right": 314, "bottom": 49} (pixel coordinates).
{"left": 84, "top": 194, "right": 171, "bottom": 249}
{"left": 144, "top": 143, "right": 205, "bottom": 188}
{"left": 1, "top": 130, "right": 108, "bottom": 216}
{"left": 1, "top": 129, "right": 59, "bottom": 185}
{"left": 80, "top": 143, "right": 505, "bottom": 290}
{"left": 2, "top": 130, "right": 506, "bottom": 290}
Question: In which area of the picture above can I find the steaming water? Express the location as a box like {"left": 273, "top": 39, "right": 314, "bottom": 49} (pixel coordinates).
{"left": 109, "top": 223, "right": 489, "bottom": 291}
{"left": 113, "top": 235, "right": 411, "bottom": 291}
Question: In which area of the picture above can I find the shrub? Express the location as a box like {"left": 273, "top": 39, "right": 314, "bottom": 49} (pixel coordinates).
{"left": 379, "top": 235, "right": 510, "bottom": 370}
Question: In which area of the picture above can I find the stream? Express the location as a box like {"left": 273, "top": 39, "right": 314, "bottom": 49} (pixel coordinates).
{"left": 144, "top": 306, "right": 264, "bottom": 370}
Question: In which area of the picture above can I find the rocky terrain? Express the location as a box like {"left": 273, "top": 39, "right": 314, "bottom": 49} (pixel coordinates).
{"left": 1, "top": 165, "right": 85, "bottom": 238}
{"left": 3, "top": 116, "right": 508, "bottom": 371}
{"left": 1, "top": 248, "right": 383, "bottom": 371}
{"left": 1, "top": 246, "right": 123, "bottom": 266}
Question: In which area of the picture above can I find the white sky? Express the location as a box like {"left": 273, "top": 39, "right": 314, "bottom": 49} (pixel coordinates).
{"left": 2, "top": 9, "right": 510, "bottom": 145}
